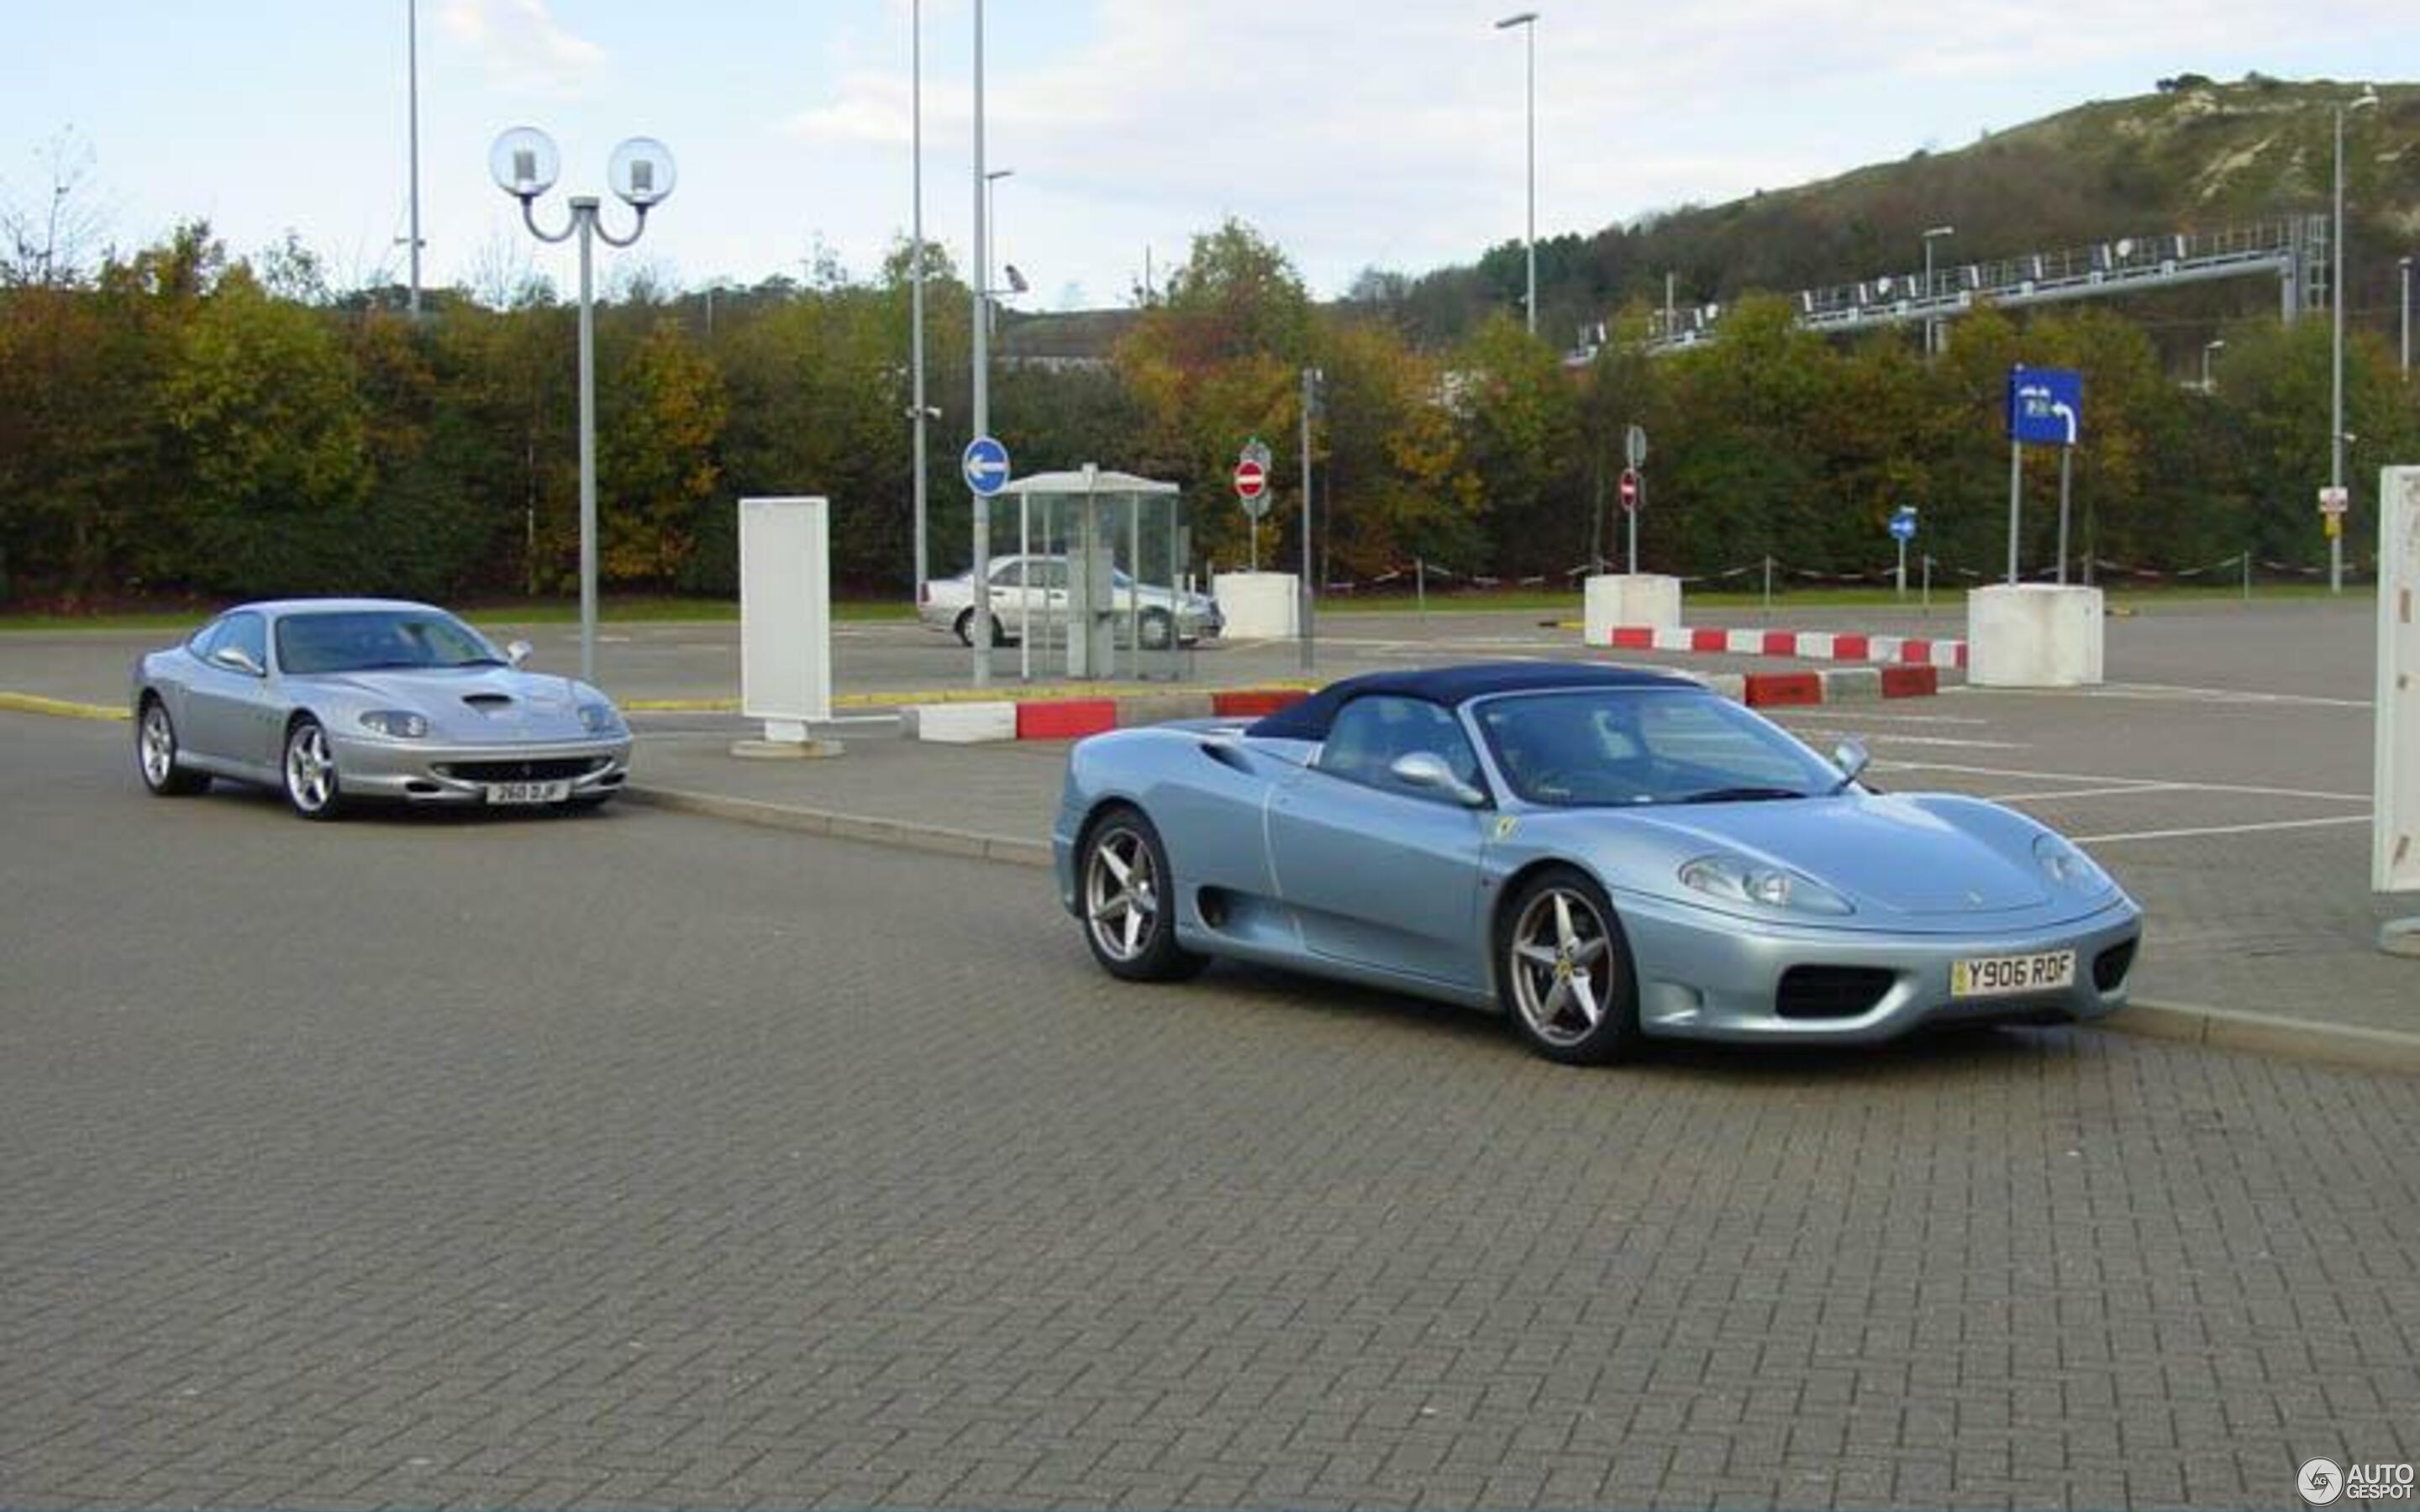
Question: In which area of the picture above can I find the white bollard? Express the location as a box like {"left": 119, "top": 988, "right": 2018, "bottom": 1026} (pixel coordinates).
{"left": 1965, "top": 584, "right": 2104, "bottom": 688}
{"left": 1583, "top": 574, "right": 1685, "bottom": 643}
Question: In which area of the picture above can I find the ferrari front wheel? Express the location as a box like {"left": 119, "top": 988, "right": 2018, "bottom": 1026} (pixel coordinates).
{"left": 1497, "top": 867, "right": 1640, "bottom": 1064}
{"left": 1079, "top": 806, "right": 1204, "bottom": 983}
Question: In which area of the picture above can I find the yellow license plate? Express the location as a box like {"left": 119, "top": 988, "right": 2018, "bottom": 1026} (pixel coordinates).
{"left": 1951, "top": 950, "right": 2075, "bottom": 999}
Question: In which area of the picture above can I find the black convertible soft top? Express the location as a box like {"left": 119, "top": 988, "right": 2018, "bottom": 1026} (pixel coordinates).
{"left": 1246, "top": 661, "right": 1699, "bottom": 742}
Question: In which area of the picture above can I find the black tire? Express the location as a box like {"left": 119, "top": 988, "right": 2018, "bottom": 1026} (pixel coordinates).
{"left": 954, "top": 607, "right": 1007, "bottom": 648}
{"left": 280, "top": 716, "right": 347, "bottom": 822}
{"left": 1077, "top": 806, "right": 1207, "bottom": 983}
{"left": 135, "top": 697, "right": 209, "bottom": 796}
{"left": 1495, "top": 866, "right": 1641, "bottom": 1064}
{"left": 1139, "top": 608, "right": 1175, "bottom": 651}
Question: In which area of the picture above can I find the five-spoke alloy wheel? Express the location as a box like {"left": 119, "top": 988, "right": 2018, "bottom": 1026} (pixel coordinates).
{"left": 1499, "top": 867, "right": 1639, "bottom": 1063}
{"left": 136, "top": 698, "right": 209, "bottom": 797}
{"left": 281, "top": 717, "right": 345, "bottom": 821}
{"left": 1080, "top": 807, "right": 1204, "bottom": 982}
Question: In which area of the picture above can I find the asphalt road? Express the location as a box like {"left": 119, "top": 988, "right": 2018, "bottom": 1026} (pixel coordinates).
{"left": 4, "top": 714, "right": 2414, "bottom": 1509}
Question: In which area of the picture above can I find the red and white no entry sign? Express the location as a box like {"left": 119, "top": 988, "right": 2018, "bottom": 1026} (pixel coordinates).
{"left": 1234, "top": 458, "right": 1268, "bottom": 500}
{"left": 1618, "top": 468, "right": 1641, "bottom": 512}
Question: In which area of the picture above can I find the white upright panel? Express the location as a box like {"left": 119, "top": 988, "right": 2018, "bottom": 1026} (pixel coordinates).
{"left": 2376, "top": 467, "right": 2420, "bottom": 892}
{"left": 739, "top": 496, "right": 832, "bottom": 730}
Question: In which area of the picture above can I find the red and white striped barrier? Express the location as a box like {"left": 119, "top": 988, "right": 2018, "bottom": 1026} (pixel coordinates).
{"left": 1607, "top": 625, "right": 1968, "bottom": 669}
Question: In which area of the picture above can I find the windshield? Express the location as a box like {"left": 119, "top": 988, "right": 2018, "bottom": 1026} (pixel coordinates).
{"left": 1475, "top": 689, "right": 1840, "bottom": 807}
{"left": 276, "top": 610, "right": 508, "bottom": 675}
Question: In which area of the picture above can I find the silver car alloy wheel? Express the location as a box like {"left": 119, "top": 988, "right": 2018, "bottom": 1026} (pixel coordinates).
{"left": 285, "top": 723, "right": 336, "bottom": 814}
{"left": 1085, "top": 824, "right": 1160, "bottom": 963}
{"left": 139, "top": 704, "right": 176, "bottom": 787}
{"left": 1507, "top": 885, "right": 1617, "bottom": 1047}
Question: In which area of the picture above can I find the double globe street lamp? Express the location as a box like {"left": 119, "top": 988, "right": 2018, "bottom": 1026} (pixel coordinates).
{"left": 488, "top": 127, "right": 678, "bottom": 685}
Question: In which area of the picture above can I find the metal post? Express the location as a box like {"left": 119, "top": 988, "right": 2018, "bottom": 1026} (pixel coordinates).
{"left": 574, "top": 202, "right": 597, "bottom": 685}
{"left": 2331, "top": 100, "right": 2344, "bottom": 598}
{"left": 1523, "top": 18, "right": 1535, "bottom": 337}
{"left": 2243, "top": 548, "right": 2252, "bottom": 603}
{"left": 1923, "top": 236, "right": 1933, "bottom": 359}
{"left": 1018, "top": 499, "right": 1030, "bottom": 682}
{"left": 2402, "top": 255, "right": 2412, "bottom": 375}
{"left": 1628, "top": 473, "right": 1640, "bottom": 575}
{"left": 1417, "top": 559, "right": 1426, "bottom": 614}
{"left": 1301, "top": 375, "right": 1323, "bottom": 666}
{"left": 969, "top": 0, "right": 990, "bottom": 684}
{"left": 1922, "top": 553, "right": 1932, "bottom": 612}
{"left": 1663, "top": 270, "right": 1675, "bottom": 345}
{"left": 910, "top": 0, "right": 928, "bottom": 601}
{"left": 2056, "top": 448, "right": 2072, "bottom": 585}
{"left": 405, "top": 0, "right": 421, "bottom": 318}
{"left": 1762, "top": 554, "right": 1773, "bottom": 615}
{"left": 1897, "top": 538, "right": 1907, "bottom": 600}
{"left": 2006, "top": 439, "right": 2023, "bottom": 585}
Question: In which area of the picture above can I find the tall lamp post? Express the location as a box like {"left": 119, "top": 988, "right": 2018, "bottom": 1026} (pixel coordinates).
{"left": 2202, "top": 339, "right": 2226, "bottom": 394}
{"left": 2331, "top": 85, "right": 2379, "bottom": 596}
{"left": 969, "top": 0, "right": 992, "bottom": 685}
{"left": 2401, "top": 255, "right": 2412, "bottom": 375}
{"left": 984, "top": 168, "right": 1014, "bottom": 337}
{"left": 1494, "top": 12, "right": 1539, "bottom": 336}
{"left": 1921, "top": 225, "right": 1954, "bottom": 358}
{"left": 404, "top": 0, "right": 423, "bottom": 317}
{"left": 909, "top": 0, "right": 929, "bottom": 601}
{"left": 490, "top": 127, "right": 676, "bottom": 686}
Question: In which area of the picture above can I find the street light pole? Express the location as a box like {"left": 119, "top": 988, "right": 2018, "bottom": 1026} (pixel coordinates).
{"left": 970, "top": 0, "right": 992, "bottom": 685}
{"left": 491, "top": 129, "right": 676, "bottom": 687}
{"left": 910, "top": 0, "right": 928, "bottom": 601}
{"left": 2202, "top": 339, "right": 2226, "bottom": 394}
{"left": 1301, "top": 366, "right": 1321, "bottom": 671}
{"left": 1921, "top": 225, "right": 1954, "bottom": 358}
{"left": 2402, "top": 255, "right": 2413, "bottom": 375}
{"left": 1494, "top": 12, "right": 1539, "bottom": 336}
{"left": 2331, "top": 87, "right": 2378, "bottom": 596}
{"left": 406, "top": 0, "right": 422, "bottom": 317}
{"left": 985, "top": 168, "right": 1014, "bottom": 339}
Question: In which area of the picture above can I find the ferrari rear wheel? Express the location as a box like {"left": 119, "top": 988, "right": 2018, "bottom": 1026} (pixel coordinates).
{"left": 281, "top": 717, "right": 346, "bottom": 822}
{"left": 136, "top": 698, "right": 209, "bottom": 796}
{"left": 1080, "top": 807, "right": 1205, "bottom": 982}
{"left": 1498, "top": 867, "right": 1640, "bottom": 1064}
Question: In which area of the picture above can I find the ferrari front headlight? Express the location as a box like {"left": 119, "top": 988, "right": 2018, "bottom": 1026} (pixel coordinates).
{"left": 2033, "top": 832, "right": 2112, "bottom": 892}
{"left": 1678, "top": 853, "right": 1854, "bottom": 916}
{"left": 578, "top": 701, "right": 623, "bottom": 735}
{"left": 358, "top": 709, "right": 428, "bottom": 738}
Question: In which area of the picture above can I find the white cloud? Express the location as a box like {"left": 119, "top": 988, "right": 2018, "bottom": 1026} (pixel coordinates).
{"left": 438, "top": 0, "right": 606, "bottom": 97}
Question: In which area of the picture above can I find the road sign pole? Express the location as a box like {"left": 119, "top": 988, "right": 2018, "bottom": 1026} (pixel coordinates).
{"left": 1301, "top": 367, "right": 1317, "bottom": 672}
{"left": 1922, "top": 553, "right": 1932, "bottom": 611}
{"left": 1249, "top": 519, "right": 1258, "bottom": 573}
{"left": 1897, "top": 538, "right": 1907, "bottom": 600}
{"left": 2007, "top": 439, "right": 2023, "bottom": 585}
{"left": 2056, "top": 447, "right": 2072, "bottom": 585}
{"left": 1628, "top": 473, "right": 1642, "bottom": 574}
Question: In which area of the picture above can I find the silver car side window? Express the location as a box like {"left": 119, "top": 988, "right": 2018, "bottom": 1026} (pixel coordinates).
{"left": 1318, "top": 696, "right": 1483, "bottom": 801}
{"left": 221, "top": 612, "right": 269, "bottom": 673}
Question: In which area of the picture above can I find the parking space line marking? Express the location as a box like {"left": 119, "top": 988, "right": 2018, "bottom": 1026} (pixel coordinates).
{"left": 1988, "top": 783, "right": 2194, "bottom": 802}
{"left": 2075, "top": 815, "right": 2370, "bottom": 845}
{"left": 1873, "top": 759, "right": 2369, "bottom": 803}
{"left": 1984, "top": 682, "right": 2371, "bottom": 710}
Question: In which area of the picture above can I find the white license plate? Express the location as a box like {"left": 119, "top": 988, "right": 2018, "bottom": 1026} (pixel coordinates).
{"left": 1950, "top": 950, "right": 2075, "bottom": 999}
{"left": 484, "top": 780, "right": 572, "bottom": 806}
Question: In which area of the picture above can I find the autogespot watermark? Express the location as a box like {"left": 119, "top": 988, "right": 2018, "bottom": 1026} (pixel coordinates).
{"left": 2301, "top": 1458, "right": 2417, "bottom": 1505}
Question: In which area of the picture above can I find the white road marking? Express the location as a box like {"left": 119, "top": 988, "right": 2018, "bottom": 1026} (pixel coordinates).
{"left": 2073, "top": 815, "right": 2370, "bottom": 845}
{"left": 1801, "top": 732, "right": 2028, "bottom": 749}
{"left": 1872, "top": 759, "right": 2370, "bottom": 804}
{"left": 1973, "top": 681, "right": 2370, "bottom": 710}
{"left": 1988, "top": 783, "right": 2193, "bottom": 802}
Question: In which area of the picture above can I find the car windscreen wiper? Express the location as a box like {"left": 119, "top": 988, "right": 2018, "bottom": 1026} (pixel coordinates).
{"left": 1670, "top": 785, "right": 1810, "bottom": 805}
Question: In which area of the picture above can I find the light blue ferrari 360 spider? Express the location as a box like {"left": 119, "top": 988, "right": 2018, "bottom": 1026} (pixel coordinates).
{"left": 1054, "top": 663, "right": 2141, "bottom": 1063}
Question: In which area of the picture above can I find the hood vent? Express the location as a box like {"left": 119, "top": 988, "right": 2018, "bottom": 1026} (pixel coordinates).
{"left": 463, "top": 694, "right": 516, "bottom": 713}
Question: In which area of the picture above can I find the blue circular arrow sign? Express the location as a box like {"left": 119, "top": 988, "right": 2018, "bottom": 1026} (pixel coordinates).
{"left": 962, "top": 435, "right": 1011, "bottom": 497}
{"left": 1889, "top": 507, "right": 1918, "bottom": 542}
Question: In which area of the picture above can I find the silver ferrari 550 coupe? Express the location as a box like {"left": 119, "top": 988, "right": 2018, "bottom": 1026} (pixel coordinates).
{"left": 1053, "top": 663, "right": 2142, "bottom": 1063}
{"left": 131, "top": 599, "right": 631, "bottom": 819}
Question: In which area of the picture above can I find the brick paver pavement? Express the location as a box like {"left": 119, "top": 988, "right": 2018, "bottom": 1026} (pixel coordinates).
{"left": 2, "top": 717, "right": 2415, "bottom": 1509}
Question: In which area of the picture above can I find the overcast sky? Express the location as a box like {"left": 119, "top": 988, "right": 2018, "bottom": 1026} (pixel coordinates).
{"left": 6, "top": 1, "right": 2415, "bottom": 310}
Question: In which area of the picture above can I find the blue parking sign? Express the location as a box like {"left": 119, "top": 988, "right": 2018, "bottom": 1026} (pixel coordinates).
{"left": 2007, "top": 367, "right": 2082, "bottom": 448}
{"left": 1889, "top": 507, "right": 1918, "bottom": 543}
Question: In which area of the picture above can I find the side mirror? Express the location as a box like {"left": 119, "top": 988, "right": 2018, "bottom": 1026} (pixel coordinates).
{"left": 1390, "top": 751, "right": 1488, "bottom": 807}
{"left": 506, "top": 640, "right": 534, "bottom": 669}
{"left": 209, "top": 644, "right": 265, "bottom": 678}
{"left": 1832, "top": 737, "right": 1871, "bottom": 786}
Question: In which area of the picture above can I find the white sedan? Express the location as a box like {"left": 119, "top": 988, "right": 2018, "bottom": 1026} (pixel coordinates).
{"left": 918, "top": 555, "right": 1223, "bottom": 648}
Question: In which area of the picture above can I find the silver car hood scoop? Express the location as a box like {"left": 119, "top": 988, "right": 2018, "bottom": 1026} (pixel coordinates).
{"left": 463, "top": 693, "right": 516, "bottom": 713}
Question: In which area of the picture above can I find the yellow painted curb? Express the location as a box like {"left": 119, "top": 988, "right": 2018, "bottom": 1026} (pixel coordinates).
{"left": 624, "top": 697, "right": 741, "bottom": 712}
{"left": 0, "top": 692, "right": 127, "bottom": 722}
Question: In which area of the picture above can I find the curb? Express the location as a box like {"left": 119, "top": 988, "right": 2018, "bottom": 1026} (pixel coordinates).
{"left": 0, "top": 692, "right": 126, "bottom": 722}
{"left": 2104, "top": 997, "right": 2420, "bottom": 1076}
{"left": 622, "top": 785, "right": 1052, "bottom": 869}
{"left": 905, "top": 685, "right": 1313, "bottom": 744}
{"left": 1610, "top": 625, "right": 1970, "bottom": 669}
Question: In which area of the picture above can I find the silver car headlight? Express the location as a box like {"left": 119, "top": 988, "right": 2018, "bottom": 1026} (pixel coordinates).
{"left": 1678, "top": 853, "right": 1854, "bottom": 916}
{"left": 578, "top": 701, "right": 624, "bottom": 735}
{"left": 2033, "top": 832, "right": 2112, "bottom": 892}
{"left": 358, "top": 710, "right": 429, "bottom": 738}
